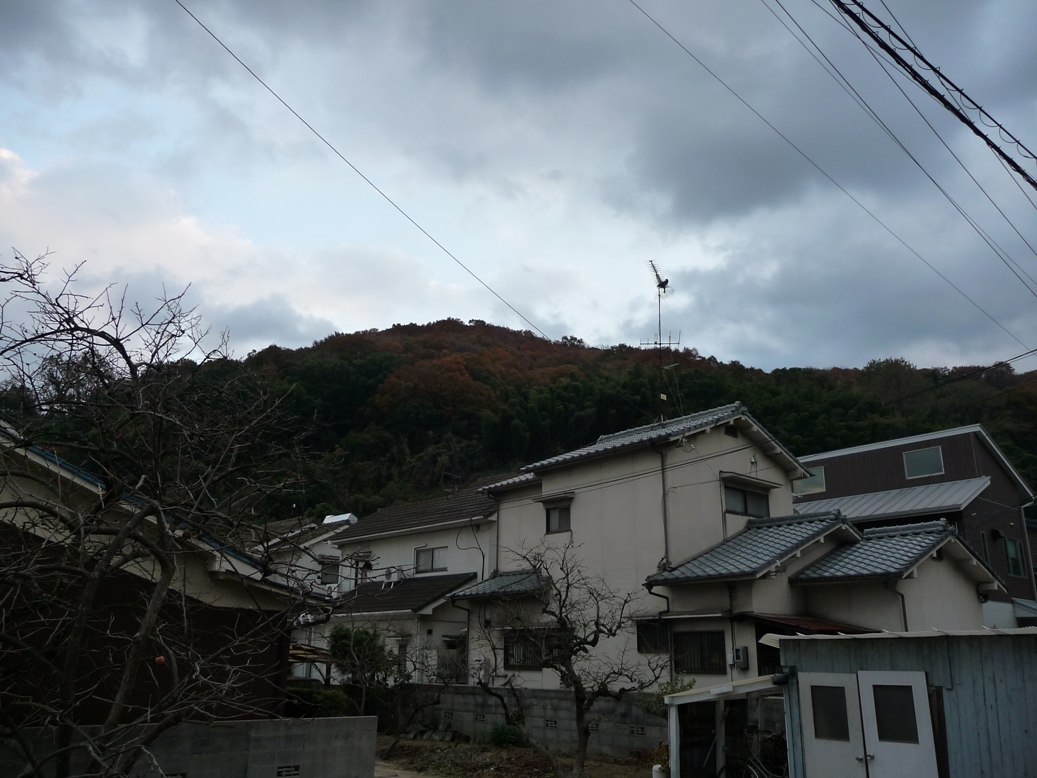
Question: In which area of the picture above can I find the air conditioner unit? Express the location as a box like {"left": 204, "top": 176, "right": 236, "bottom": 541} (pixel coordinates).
{"left": 732, "top": 646, "right": 750, "bottom": 670}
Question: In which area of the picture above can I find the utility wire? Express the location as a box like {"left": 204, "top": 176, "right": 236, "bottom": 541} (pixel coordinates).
{"left": 762, "top": 0, "right": 1037, "bottom": 297}
{"left": 173, "top": 0, "right": 549, "bottom": 340}
{"left": 625, "top": 0, "right": 1029, "bottom": 350}
{"left": 880, "top": 345, "right": 1037, "bottom": 406}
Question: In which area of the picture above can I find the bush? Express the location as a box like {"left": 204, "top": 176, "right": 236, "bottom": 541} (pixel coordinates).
{"left": 288, "top": 686, "right": 352, "bottom": 717}
{"left": 488, "top": 723, "right": 527, "bottom": 747}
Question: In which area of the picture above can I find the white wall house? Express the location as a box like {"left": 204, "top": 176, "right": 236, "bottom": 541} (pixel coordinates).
{"left": 453, "top": 403, "right": 812, "bottom": 690}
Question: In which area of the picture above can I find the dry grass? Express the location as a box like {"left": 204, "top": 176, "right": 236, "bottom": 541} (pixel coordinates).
{"left": 377, "top": 736, "right": 657, "bottom": 778}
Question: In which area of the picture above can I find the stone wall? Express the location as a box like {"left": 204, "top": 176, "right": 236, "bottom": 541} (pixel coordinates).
{"left": 0, "top": 717, "right": 377, "bottom": 778}
{"left": 435, "top": 686, "right": 668, "bottom": 759}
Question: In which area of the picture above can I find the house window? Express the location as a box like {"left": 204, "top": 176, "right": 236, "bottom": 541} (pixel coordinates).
{"left": 724, "top": 485, "right": 769, "bottom": 518}
{"left": 636, "top": 621, "right": 671, "bottom": 654}
{"left": 546, "top": 505, "right": 571, "bottom": 534}
{"left": 415, "top": 547, "right": 447, "bottom": 573}
{"left": 793, "top": 466, "right": 826, "bottom": 495}
{"left": 320, "top": 560, "right": 340, "bottom": 586}
{"left": 396, "top": 642, "right": 408, "bottom": 675}
{"left": 980, "top": 532, "right": 990, "bottom": 563}
{"left": 903, "top": 446, "right": 944, "bottom": 479}
{"left": 504, "top": 632, "right": 543, "bottom": 671}
{"left": 673, "top": 631, "right": 726, "bottom": 674}
{"left": 1005, "top": 537, "right": 1025, "bottom": 577}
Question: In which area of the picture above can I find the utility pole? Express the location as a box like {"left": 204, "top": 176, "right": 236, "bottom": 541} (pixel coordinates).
{"left": 829, "top": 0, "right": 1037, "bottom": 195}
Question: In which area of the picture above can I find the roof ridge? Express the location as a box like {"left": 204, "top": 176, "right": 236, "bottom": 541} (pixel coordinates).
{"left": 746, "top": 510, "right": 843, "bottom": 528}
{"left": 594, "top": 402, "right": 745, "bottom": 444}
{"left": 862, "top": 519, "right": 952, "bottom": 538}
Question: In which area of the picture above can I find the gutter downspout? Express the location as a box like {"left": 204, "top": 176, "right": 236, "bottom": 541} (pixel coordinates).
{"left": 886, "top": 579, "right": 909, "bottom": 631}
{"left": 656, "top": 447, "right": 671, "bottom": 568}
{"left": 646, "top": 585, "right": 673, "bottom": 681}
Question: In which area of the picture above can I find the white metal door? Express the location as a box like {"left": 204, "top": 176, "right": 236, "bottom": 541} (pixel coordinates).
{"left": 798, "top": 673, "right": 868, "bottom": 778}
{"left": 857, "top": 671, "right": 939, "bottom": 778}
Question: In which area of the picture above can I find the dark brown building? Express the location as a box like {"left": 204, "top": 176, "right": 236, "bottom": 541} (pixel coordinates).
{"left": 793, "top": 425, "right": 1036, "bottom": 625}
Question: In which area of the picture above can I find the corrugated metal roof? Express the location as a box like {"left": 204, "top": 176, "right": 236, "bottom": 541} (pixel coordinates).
{"left": 792, "top": 520, "right": 953, "bottom": 583}
{"left": 646, "top": 512, "right": 851, "bottom": 584}
{"left": 520, "top": 403, "right": 748, "bottom": 472}
{"left": 794, "top": 477, "right": 990, "bottom": 521}
{"left": 450, "top": 569, "right": 548, "bottom": 599}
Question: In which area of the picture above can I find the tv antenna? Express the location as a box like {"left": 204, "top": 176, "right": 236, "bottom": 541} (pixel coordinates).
{"left": 640, "top": 261, "right": 681, "bottom": 419}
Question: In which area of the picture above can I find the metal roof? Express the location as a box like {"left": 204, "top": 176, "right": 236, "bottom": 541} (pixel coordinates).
{"left": 794, "top": 477, "right": 990, "bottom": 522}
{"left": 646, "top": 512, "right": 853, "bottom": 584}
{"left": 517, "top": 403, "right": 808, "bottom": 478}
{"left": 450, "top": 569, "right": 549, "bottom": 599}
{"left": 792, "top": 520, "right": 955, "bottom": 583}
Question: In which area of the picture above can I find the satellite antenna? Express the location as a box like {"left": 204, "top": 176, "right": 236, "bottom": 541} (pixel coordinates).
{"left": 640, "top": 261, "right": 680, "bottom": 420}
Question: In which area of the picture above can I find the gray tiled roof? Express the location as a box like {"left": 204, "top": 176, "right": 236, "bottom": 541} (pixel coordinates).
{"left": 794, "top": 477, "right": 991, "bottom": 521}
{"left": 450, "top": 569, "right": 549, "bottom": 599}
{"left": 335, "top": 572, "right": 477, "bottom": 614}
{"left": 479, "top": 472, "right": 541, "bottom": 493}
{"left": 646, "top": 512, "right": 851, "bottom": 584}
{"left": 792, "top": 520, "right": 954, "bottom": 583}
{"left": 520, "top": 403, "right": 749, "bottom": 472}
{"left": 331, "top": 476, "right": 506, "bottom": 543}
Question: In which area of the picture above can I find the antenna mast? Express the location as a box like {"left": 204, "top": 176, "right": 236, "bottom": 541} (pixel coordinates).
{"left": 640, "top": 261, "right": 681, "bottom": 420}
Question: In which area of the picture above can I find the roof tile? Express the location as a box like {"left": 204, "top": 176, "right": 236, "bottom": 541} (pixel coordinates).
{"left": 334, "top": 572, "right": 477, "bottom": 615}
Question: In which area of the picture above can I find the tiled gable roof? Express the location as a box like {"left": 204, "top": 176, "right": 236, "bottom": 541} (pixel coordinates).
{"left": 335, "top": 572, "right": 477, "bottom": 615}
{"left": 450, "top": 569, "right": 549, "bottom": 599}
{"left": 792, "top": 520, "right": 955, "bottom": 583}
{"left": 331, "top": 476, "right": 506, "bottom": 543}
{"left": 646, "top": 512, "right": 851, "bottom": 584}
{"left": 521, "top": 404, "right": 748, "bottom": 472}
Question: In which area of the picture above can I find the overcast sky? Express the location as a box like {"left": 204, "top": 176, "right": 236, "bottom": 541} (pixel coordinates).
{"left": 2, "top": 0, "right": 1036, "bottom": 370}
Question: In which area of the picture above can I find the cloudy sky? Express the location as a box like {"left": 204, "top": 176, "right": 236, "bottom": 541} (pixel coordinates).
{"left": 2, "top": 0, "right": 1037, "bottom": 370}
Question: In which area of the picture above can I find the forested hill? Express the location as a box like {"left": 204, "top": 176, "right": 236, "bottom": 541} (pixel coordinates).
{"left": 248, "top": 319, "right": 1037, "bottom": 518}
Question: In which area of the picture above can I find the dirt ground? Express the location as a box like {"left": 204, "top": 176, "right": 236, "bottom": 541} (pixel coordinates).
{"left": 376, "top": 736, "right": 659, "bottom": 778}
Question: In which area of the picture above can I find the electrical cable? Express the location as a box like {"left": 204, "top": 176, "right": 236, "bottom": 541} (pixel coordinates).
{"left": 173, "top": 0, "right": 549, "bottom": 340}
{"left": 878, "top": 345, "right": 1037, "bottom": 406}
{"left": 625, "top": 0, "right": 1029, "bottom": 350}
{"left": 763, "top": 0, "right": 1037, "bottom": 296}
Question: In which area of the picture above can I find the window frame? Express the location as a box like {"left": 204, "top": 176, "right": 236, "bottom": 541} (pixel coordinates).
{"left": 903, "top": 446, "right": 945, "bottom": 480}
{"left": 414, "top": 546, "right": 448, "bottom": 574}
{"left": 636, "top": 621, "right": 671, "bottom": 654}
{"left": 319, "top": 560, "right": 340, "bottom": 586}
{"left": 1005, "top": 537, "right": 1025, "bottom": 577}
{"left": 793, "top": 466, "right": 826, "bottom": 496}
{"left": 503, "top": 631, "right": 563, "bottom": 671}
{"left": 672, "top": 630, "right": 727, "bottom": 675}
{"left": 723, "top": 484, "right": 770, "bottom": 519}
{"left": 546, "top": 504, "right": 572, "bottom": 535}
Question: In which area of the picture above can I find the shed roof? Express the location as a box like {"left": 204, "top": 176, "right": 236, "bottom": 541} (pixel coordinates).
{"left": 646, "top": 512, "right": 853, "bottom": 585}
{"left": 794, "top": 477, "right": 991, "bottom": 522}
{"left": 513, "top": 403, "right": 809, "bottom": 480}
{"left": 450, "top": 569, "right": 549, "bottom": 600}
{"left": 334, "top": 572, "right": 476, "bottom": 615}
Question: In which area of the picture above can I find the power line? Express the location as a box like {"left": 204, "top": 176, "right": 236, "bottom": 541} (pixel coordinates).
{"left": 625, "top": 0, "right": 1029, "bottom": 350}
{"left": 880, "top": 346, "right": 1037, "bottom": 406}
{"left": 173, "top": 0, "right": 549, "bottom": 340}
{"left": 761, "top": 0, "right": 1037, "bottom": 299}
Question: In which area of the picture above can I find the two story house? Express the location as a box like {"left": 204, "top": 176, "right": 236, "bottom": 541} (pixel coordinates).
{"left": 792, "top": 426, "right": 1036, "bottom": 627}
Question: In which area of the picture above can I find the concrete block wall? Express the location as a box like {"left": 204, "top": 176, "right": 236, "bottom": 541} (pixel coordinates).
{"left": 0, "top": 717, "right": 377, "bottom": 778}
{"left": 435, "top": 686, "right": 667, "bottom": 759}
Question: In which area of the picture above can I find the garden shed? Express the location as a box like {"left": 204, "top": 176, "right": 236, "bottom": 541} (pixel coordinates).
{"left": 776, "top": 627, "right": 1037, "bottom": 778}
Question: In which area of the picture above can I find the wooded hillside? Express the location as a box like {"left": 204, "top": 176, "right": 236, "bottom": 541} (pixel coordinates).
{"left": 245, "top": 319, "right": 1037, "bottom": 518}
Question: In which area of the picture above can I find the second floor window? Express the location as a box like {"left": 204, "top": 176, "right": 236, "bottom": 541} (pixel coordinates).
{"left": 546, "top": 505, "right": 571, "bottom": 534}
{"left": 673, "top": 630, "right": 726, "bottom": 674}
{"left": 320, "top": 560, "right": 340, "bottom": 586}
{"left": 415, "top": 546, "right": 447, "bottom": 573}
{"left": 903, "top": 446, "right": 944, "bottom": 479}
{"left": 724, "top": 485, "right": 769, "bottom": 518}
{"left": 1005, "top": 537, "right": 1025, "bottom": 577}
{"left": 793, "top": 466, "right": 826, "bottom": 495}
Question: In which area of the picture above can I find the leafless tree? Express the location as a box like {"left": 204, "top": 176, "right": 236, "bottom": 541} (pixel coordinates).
{"left": 468, "top": 540, "right": 666, "bottom": 778}
{"left": 0, "top": 252, "right": 308, "bottom": 778}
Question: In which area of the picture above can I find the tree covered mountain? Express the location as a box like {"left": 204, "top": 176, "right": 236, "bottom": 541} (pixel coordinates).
{"left": 246, "top": 319, "right": 1037, "bottom": 519}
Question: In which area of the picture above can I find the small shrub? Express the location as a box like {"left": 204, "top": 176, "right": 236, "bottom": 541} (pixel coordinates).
{"left": 288, "top": 686, "right": 352, "bottom": 717}
{"left": 488, "top": 723, "right": 526, "bottom": 747}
